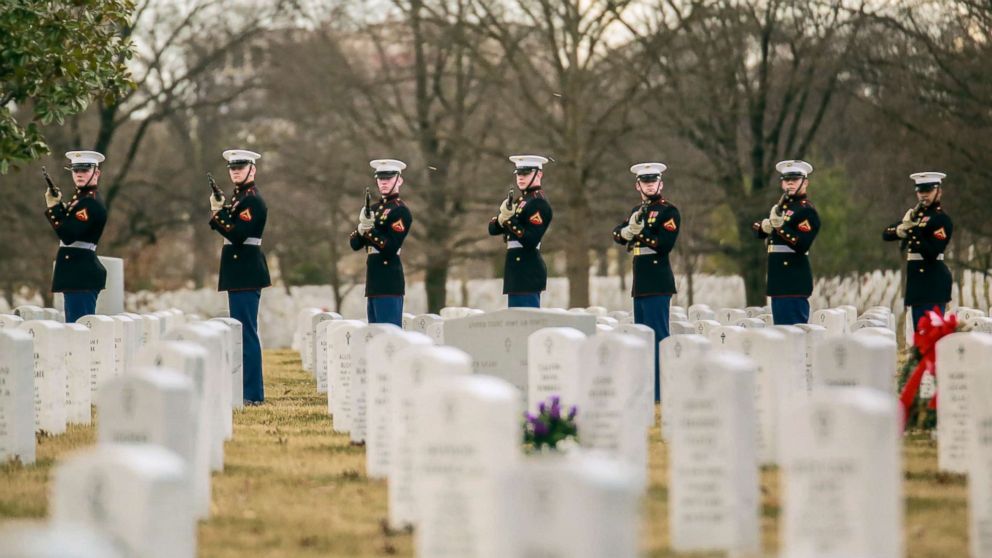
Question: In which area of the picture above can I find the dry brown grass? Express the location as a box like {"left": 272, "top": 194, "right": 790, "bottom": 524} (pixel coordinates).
{"left": 0, "top": 349, "right": 968, "bottom": 557}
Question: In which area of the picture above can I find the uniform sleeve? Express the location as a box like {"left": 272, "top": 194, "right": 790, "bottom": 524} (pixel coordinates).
{"left": 633, "top": 207, "right": 680, "bottom": 254}
{"left": 914, "top": 215, "right": 952, "bottom": 260}
{"left": 503, "top": 198, "right": 552, "bottom": 249}
{"left": 349, "top": 230, "right": 367, "bottom": 251}
{"left": 45, "top": 198, "right": 104, "bottom": 244}
{"left": 612, "top": 221, "right": 629, "bottom": 246}
{"left": 882, "top": 222, "right": 902, "bottom": 242}
{"left": 209, "top": 196, "right": 262, "bottom": 245}
{"left": 488, "top": 216, "right": 505, "bottom": 236}
{"left": 752, "top": 221, "right": 770, "bottom": 239}
{"left": 362, "top": 205, "right": 411, "bottom": 257}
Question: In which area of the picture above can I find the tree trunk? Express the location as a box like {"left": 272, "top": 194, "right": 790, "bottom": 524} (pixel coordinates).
{"left": 425, "top": 259, "right": 449, "bottom": 314}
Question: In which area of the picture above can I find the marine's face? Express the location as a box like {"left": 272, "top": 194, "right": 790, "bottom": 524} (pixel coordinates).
{"left": 228, "top": 163, "right": 254, "bottom": 184}
{"left": 376, "top": 175, "right": 402, "bottom": 195}
{"left": 781, "top": 176, "right": 806, "bottom": 196}
{"left": 515, "top": 169, "right": 542, "bottom": 189}
{"left": 71, "top": 167, "right": 99, "bottom": 187}
{"left": 916, "top": 187, "right": 940, "bottom": 206}
{"left": 636, "top": 177, "right": 663, "bottom": 198}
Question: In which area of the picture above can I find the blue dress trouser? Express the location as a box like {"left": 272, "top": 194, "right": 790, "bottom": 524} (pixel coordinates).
{"left": 228, "top": 289, "right": 264, "bottom": 403}
{"left": 64, "top": 291, "right": 99, "bottom": 323}
{"left": 634, "top": 294, "right": 671, "bottom": 403}
{"left": 508, "top": 293, "right": 541, "bottom": 308}
{"left": 771, "top": 297, "right": 810, "bottom": 325}
{"left": 911, "top": 303, "right": 946, "bottom": 333}
{"left": 367, "top": 296, "right": 404, "bottom": 327}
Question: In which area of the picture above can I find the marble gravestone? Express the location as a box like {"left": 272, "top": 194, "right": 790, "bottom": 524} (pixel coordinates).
{"left": 388, "top": 345, "right": 472, "bottom": 530}
{"left": 365, "top": 331, "right": 433, "bottom": 479}
{"left": 197, "top": 321, "right": 235, "bottom": 436}
{"left": 961, "top": 333, "right": 992, "bottom": 557}
{"left": 0, "top": 329, "right": 36, "bottom": 464}
{"left": 76, "top": 314, "right": 119, "bottom": 396}
{"left": 527, "top": 327, "right": 587, "bottom": 414}
{"left": 811, "top": 335, "right": 896, "bottom": 395}
{"left": 495, "top": 454, "right": 640, "bottom": 558}
{"left": 0, "top": 522, "right": 125, "bottom": 558}
{"left": 936, "top": 332, "right": 989, "bottom": 474}
{"left": 443, "top": 309, "right": 597, "bottom": 394}
{"left": 210, "top": 317, "right": 244, "bottom": 410}
{"left": 63, "top": 323, "right": 93, "bottom": 425}
{"left": 659, "top": 334, "right": 711, "bottom": 441}
{"left": 669, "top": 351, "right": 760, "bottom": 555}
{"left": 0, "top": 314, "right": 23, "bottom": 329}
{"left": 135, "top": 340, "right": 212, "bottom": 518}
{"left": 327, "top": 320, "right": 366, "bottom": 433}
{"left": 350, "top": 323, "right": 400, "bottom": 444}
{"left": 309, "top": 312, "right": 339, "bottom": 377}
{"left": 51, "top": 444, "right": 195, "bottom": 558}
{"left": 779, "top": 387, "right": 902, "bottom": 558}
{"left": 17, "top": 320, "right": 67, "bottom": 435}
{"left": 413, "top": 375, "right": 521, "bottom": 558}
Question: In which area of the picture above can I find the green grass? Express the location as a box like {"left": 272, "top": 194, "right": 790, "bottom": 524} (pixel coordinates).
{"left": 0, "top": 349, "right": 969, "bottom": 557}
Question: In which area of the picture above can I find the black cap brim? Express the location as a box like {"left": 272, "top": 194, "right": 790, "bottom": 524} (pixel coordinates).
{"left": 68, "top": 164, "right": 97, "bottom": 171}
{"left": 914, "top": 182, "right": 940, "bottom": 192}
{"left": 374, "top": 171, "right": 400, "bottom": 179}
{"left": 780, "top": 173, "right": 805, "bottom": 180}
{"left": 513, "top": 167, "right": 539, "bottom": 175}
{"left": 637, "top": 174, "right": 661, "bottom": 181}
{"left": 226, "top": 160, "right": 253, "bottom": 168}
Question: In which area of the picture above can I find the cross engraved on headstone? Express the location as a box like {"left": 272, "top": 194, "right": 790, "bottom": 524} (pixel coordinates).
{"left": 444, "top": 398, "right": 456, "bottom": 422}
{"left": 959, "top": 345, "right": 966, "bottom": 360}
{"left": 504, "top": 337, "right": 512, "bottom": 353}
{"left": 674, "top": 341, "right": 682, "bottom": 358}
{"left": 154, "top": 356, "right": 163, "bottom": 366}
{"left": 346, "top": 331, "right": 351, "bottom": 345}
{"left": 812, "top": 409, "right": 832, "bottom": 443}
{"left": 720, "top": 332, "right": 727, "bottom": 344}
{"left": 544, "top": 337, "right": 553, "bottom": 355}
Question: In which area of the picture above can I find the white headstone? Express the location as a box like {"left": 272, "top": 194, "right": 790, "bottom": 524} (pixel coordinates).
{"left": 0, "top": 521, "right": 126, "bottom": 558}
{"left": 76, "top": 315, "right": 118, "bottom": 396}
{"left": 135, "top": 341, "right": 211, "bottom": 518}
{"left": 63, "top": 323, "right": 93, "bottom": 425}
{"left": 669, "top": 351, "right": 760, "bottom": 555}
{"left": 811, "top": 308, "right": 848, "bottom": 337}
{"left": 198, "top": 321, "right": 235, "bottom": 436}
{"left": 51, "top": 444, "right": 195, "bottom": 558}
{"left": 410, "top": 313, "right": 443, "bottom": 334}
{"left": 295, "top": 308, "right": 321, "bottom": 369}
{"left": 811, "top": 335, "right": 896, "bottom": 395}
{"left": 937, "top": 332, "right": 988, "bottom": 474}
{"left": 413, "top": 375, "right": 521, "bottom": 558}
{"left": 351, "top": 323, "right": 401, "bottom": 444}
{"left": 365, "top": 331, "right": 433, "bottom": 479}
{"left": 443, "top": 309, "right": 597, "bottom": 393}
{"left": 388, "top": 345, "right": 472, "bottom": 529}
{"left": 527, "top": 328, "right": 587, "bottom": 413}
{"left": 779, "top": 387, "right": 902, "bottom": 558}
{"left": 309, "top": 312, "right": 339, "bottom": 377}
{"left": 617, "top": 323, "right": 656, "bottom": 428}
{"left": 735, "top": 317, "right": 766, "bottom": 329}
{"left": 794, "top": 323, "right": 826, "bottom": 393}
{"left": 962, "top": 333, "right": 992, "bottom": 557}
{"left": 211, "top": 317, "right": 244, "bottom": 410}
{"left": 0, "top": 329, "right": 36, "bottom": 464}
{"left": 327, "top": 320, "right": 366, "bottom": 433}
{"left": 659, "top": 334, "right": 711, "bottom": 441}
{"left": 0, "top": 314, "right": 24, "bottom": 329}
{"left": 17, "top": 320, "right": 67, "bottom": 435}
{"left": 693, "top": 319, "right": 721, "bottom": 336}
{"left": 688, "top": 304, "right": 715, "bottom": 322}
{"left": 738, "top": 328, "right": 788, "bottom": 465}
{"left": 717, "top": 308, "right": 747, "bottom": 325}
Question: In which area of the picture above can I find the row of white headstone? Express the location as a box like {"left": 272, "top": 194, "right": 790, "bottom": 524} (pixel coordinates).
{"left": 0, "top": 308, "right": 249, "bottom": 558}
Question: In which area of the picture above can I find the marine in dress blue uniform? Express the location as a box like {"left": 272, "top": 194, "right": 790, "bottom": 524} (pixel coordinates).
{"left": 488, "top": 155, "right": 553, "bottom": 308}
{"left": 44, "top": 151, "right": 109, "bottom": 323}
{"left": 349, "top": 159, "right": 413, "bottom": 327}
{"left": 612, "top": 163, "right": 680, "bottom": 402}
{"left": 752, "top": 160, "right": 821, "bottom": 325}
{"left": 208, "top": 149, "right": 271, "bottom": 405}
{"left": 882, "top": 172, "right": 953, "bottom": 331}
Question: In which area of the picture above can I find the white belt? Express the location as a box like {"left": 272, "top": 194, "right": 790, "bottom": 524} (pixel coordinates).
{"left": 768, "top": 244, "right": 807, "bottom": 255}
{"left": 368, "top": 247, "right": 400, "bottom": 255}
{"left": 908, "top": 253, "right": 943, "bottom": 261}
{"left": 507, "top": 241, "right": 539, "bottom": 250}
{"left": 632, "top": 247, "right": 656, "bottom": 256}
{"left": 224, "top": 237, "right": 262, "bottom": 246}
{"left": 59, "top": 241, "right": 97, "bottom": 251}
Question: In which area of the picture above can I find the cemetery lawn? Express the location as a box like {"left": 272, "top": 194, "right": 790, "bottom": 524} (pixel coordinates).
{"left": 0, "top": 349, "right": 968, "bottom": 557}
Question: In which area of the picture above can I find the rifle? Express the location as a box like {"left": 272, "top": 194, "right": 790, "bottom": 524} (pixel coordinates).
{"left": 41, "top": 167, "right": 60, "bottom": 198}
{"left": 899, "top": 201, "right": 926, "bottom": 250}
{"left": 507, "top": 188, "right": 516, "bottom": 208}
{"left": 364, "top": 188, "right": 373, "bottom": 218}
{"left": 207, "top": 173, "right": 224, "bottom": 201}
{"left": 774, "top": 191, "right": 789, "bottom": 214}
{"left": 635, "top": 201, "right": 649, "bottom": 224}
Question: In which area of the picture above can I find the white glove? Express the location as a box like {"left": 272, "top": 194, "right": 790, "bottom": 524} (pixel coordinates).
{"left": 497, "top": 198, "right": 515, "bottom": 225}
{"left": 45, "top": 190, "right": 62, "bottom": 208}
{"left": 896, "top": 222, "right": 913, "bottom": 238}
{"left": 210, "top": 195, "right": 225, "bottom": 212}
{"left": 358, "top": 207, "right": 374, "bottom": 234}
{"left": 769, "top": 206, "right": 785, "bottom": 229}
{"left": 627, "top": 212, "right": 644, "bottom": 235}
{"left": 902, "top": 208, "right": 916, "bottom": 224}
{"left": 761, "top": 218, "right": 773, "bottom": 234}
{"left": 620, "top": 227, "right": 634, "bottom": 241}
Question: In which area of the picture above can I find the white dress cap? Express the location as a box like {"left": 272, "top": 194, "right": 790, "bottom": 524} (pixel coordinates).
{"left": 775, "top": 159, "right": 813, "bottom": 176}
{"left": 370, "top": 159, "right": 407, "bottom": 174}
{"left": 630, "top": 162, "right": 668, "bottom": 177}
{"left": 222, "top": 149, "right": 261, "bottom": 163}
{"left": 910, "top": 171, "right": 946, "bottom": 185}
{"left": 509, "top": 155, "right": 549, "bottom": 169}
{"left": 65, "top": 151, "right": 106, "bottom": 166}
